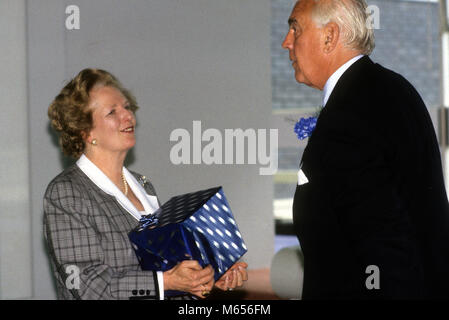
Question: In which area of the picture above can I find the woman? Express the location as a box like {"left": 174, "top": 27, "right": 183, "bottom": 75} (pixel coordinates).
{"left": 44, "top": 68, "right": 247, "bottom": 300}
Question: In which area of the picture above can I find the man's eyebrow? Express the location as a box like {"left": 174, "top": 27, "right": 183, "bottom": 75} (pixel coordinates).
{"left": 288, "top": 18, "right": 298, "bottom": 26}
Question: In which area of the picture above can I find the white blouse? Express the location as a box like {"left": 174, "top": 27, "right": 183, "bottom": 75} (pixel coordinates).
{"left": 76, "top": 154, "right": 159, "bottom": 220}
{"left": 76, "top": 154, "right": 165, "bottom": 300}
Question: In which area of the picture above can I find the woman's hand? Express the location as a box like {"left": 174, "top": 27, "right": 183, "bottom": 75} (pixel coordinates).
{"left": 163, "top": 260, "right": 215, "bottom": 298}
{"left": 214, "top": 262, "right": 248, "bottom": 291}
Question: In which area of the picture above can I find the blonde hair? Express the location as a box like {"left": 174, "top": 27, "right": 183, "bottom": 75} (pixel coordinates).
{"left": 310, "top": 0, "right": 375, "bottom": 55}
{"left": 48, "top": 69, "right": 139, "bottom": 158}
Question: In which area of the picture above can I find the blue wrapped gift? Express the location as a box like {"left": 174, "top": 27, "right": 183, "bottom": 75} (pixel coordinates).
{"left": 128, "top": 186, "right": 247, "bottom": 281}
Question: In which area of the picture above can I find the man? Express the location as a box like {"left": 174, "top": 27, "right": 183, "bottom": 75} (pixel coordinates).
{"left": 283, "top": 0, "right": 449, "bottom": 299}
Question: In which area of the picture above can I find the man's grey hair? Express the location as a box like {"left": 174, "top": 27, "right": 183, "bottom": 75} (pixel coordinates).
{"left": 310, "top": 0, "right": 375, "bottom": 55}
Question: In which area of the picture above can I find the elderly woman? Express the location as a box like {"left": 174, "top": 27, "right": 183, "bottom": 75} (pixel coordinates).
{"left": 44, "top": 68, "right": 247, "bottom": 300}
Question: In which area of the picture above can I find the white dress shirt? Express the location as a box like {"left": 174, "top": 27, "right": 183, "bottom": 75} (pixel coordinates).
{"left": 322, "top": 54, "right": 364, "bottom": 107}
{"left": 76, "top": 154, "right": 165, "bottom": 300}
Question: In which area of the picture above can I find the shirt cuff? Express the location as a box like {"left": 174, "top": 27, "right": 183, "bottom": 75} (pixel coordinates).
{"left": 157, "top": 271, "right": 164, "bottom": 300}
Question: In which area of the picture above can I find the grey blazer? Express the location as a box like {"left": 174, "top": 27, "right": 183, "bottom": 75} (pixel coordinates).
{"left": 43, "top": 164, "right": 188, "bottom": 300}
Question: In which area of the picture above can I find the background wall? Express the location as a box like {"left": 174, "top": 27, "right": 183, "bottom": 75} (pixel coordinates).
{"left": 1, "top": 0, "right": 274, "bottom": 299}
{"left": 0, "top": 0, "right": 32, "bottom": 299}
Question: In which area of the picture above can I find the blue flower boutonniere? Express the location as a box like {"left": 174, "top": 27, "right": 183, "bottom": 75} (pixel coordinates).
{"left": 294, "top": 117, "right": 317, "bottom": 140}
{"left": 293, "top": 106, "right": 323, "bottom": 140}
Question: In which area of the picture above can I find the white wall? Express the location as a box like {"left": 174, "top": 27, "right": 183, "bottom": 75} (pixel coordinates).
{"left": 24, "top": 0, "right": 273, "bottom": 299}
{"left": 0, "top": 0, "right": 32, "bottom": 299}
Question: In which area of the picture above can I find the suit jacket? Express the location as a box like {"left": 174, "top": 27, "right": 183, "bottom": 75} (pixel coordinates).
{"left": 293, "top": 56, "right": 449, "bottom": 299}
{"left": 43, "top": 164, "right": 189, "bottom": 300}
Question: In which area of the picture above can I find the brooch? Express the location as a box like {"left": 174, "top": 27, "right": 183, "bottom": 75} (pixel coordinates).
{"left": 138, "top": 175, "right": 149, "bottom": 188}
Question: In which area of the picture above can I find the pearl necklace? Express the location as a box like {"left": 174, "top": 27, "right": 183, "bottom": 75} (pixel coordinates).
{"left": 121, "top": 171, "right": 128, "bottom": 196}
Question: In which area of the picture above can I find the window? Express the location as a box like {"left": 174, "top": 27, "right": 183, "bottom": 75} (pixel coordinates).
{"left": 271, "top": 0, "right": 442, "bottom": 247}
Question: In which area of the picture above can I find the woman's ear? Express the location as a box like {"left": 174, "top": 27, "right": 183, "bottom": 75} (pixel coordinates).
{"left": 81, "top": 130, "right": 93, "bottom": 144}
{"left": 81, "top": 130, "right": 88, "bottom": 142}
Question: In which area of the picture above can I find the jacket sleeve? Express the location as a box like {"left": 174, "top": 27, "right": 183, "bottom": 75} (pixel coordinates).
{"left": 43, "top": 178, "right": 160, "bottom": 300}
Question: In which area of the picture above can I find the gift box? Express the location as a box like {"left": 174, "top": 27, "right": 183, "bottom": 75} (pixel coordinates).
{"left": 128, "top": 186, "right": 247, "bottom": 281}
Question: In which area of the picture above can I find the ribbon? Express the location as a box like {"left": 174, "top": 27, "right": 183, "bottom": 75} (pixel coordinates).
{"left": 139, "top": 214, "right": 159, "bottom": 231}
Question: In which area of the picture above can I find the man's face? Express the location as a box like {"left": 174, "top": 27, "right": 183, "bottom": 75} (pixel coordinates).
{"left": 282, "top": 0, "right": 326, "bottom": 90}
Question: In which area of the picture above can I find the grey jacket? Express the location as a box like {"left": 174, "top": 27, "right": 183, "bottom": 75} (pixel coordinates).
{"left": 43, "top": 164, "right": 188, "bottom": 300}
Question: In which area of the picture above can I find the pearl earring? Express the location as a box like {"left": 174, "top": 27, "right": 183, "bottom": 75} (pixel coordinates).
{"left": 91, "top": 139, "right": 98, "bottom": 145}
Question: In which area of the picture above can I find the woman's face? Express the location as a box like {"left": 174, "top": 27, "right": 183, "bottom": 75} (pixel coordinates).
{"left": 86, "top": 86, "right": 137, "bottom": 157}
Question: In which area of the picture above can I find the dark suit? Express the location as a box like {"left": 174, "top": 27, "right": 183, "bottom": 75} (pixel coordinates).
{"left": 293, "top": 56, "right": 449, "bottom": 299}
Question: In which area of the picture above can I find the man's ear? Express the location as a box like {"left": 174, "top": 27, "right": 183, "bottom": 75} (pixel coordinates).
{"left": 322, "top": 22, "right": 340, "bottom": 54}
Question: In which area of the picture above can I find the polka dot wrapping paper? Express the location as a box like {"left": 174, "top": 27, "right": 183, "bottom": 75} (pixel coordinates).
{"left": 128, "top": 186, "right": 247, "bottom": 281}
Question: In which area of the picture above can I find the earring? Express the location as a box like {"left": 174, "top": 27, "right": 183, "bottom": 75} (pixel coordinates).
{"left": 91, "top": 139, "right": 97, "bottom": 145}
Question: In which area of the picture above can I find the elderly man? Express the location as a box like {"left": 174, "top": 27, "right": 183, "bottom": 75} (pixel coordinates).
{"left": 283, "top": 0, "right": 449, "bottom": 299}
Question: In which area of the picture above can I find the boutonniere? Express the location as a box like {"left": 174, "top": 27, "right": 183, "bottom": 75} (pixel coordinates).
{"left": 294, "top": 117, "right": 317, "bottom": 140}
{"left": 291, "top": 106, "right": 323, "bottom": 140}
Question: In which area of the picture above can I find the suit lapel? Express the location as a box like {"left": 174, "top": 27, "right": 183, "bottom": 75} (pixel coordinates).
{"left": 299, "top": 56, "right": 375, "bottom": 170}
{"left": 323, "top": 56, "right": 374, "bottom": 114}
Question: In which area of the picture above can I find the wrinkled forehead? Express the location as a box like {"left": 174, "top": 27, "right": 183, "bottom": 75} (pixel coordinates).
{"left": 288, "top": 0, "right": 313, "bottom": 26}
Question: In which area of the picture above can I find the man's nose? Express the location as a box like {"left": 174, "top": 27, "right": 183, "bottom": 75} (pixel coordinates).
{"left": 282, "top": 31, "right": 293, "bottom": 50}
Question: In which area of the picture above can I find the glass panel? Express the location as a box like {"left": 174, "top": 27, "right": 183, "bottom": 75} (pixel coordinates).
{"left": 271, "top": 0, "right": 443, "bottom": 239}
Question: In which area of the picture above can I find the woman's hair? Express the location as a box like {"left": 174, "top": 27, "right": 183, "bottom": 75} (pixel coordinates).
{"left": 311, "top": 0, "right": 375, "bottom": 55}
{"left": 48, "top": 68, "right": 139, "bottom": 158}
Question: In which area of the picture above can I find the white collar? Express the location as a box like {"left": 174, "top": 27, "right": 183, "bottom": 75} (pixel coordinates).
{"left": 76, "top": 154, "right": 159, "bottom": 221}
{"left": 322, "top": 54, "right": 364, "bottom": 107}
